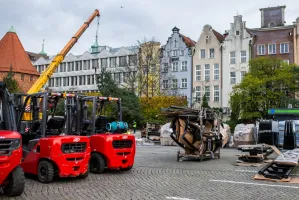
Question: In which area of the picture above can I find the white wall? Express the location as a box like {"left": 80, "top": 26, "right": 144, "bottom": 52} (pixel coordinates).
{"left": 222, "top": 15, "right": 252, "bottom": 109}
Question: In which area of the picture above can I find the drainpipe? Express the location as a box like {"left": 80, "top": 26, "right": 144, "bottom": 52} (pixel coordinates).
{"left": 190, "top": 47, "right": 195, "bottom": 108}
{"left": 220, "top": 45, "right": 223, "bottom": 109}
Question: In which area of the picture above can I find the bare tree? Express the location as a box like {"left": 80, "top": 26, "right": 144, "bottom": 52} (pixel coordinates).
{"left": 100, "top": 37, "right": 179, "bottom": 98}
{"left": 135, "top": 37, "right": 161, "bottom": 97}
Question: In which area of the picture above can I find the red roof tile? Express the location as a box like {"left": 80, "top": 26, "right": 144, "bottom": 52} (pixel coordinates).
{"left": 180, "top": 34, "right": 196, "bottom": 47}
{"left": 0, "top": 30, "right": 39, "bottom": 75}
{"left": 212, "top": 30, "right": 224, "bottom": 42}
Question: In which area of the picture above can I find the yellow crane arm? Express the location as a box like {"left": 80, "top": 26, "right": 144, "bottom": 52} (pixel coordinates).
{"left": 27, "top": 9, "right": 100, "bottom": 94}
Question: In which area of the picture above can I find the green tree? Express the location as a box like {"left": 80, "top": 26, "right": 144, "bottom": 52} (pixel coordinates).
{"left": 230, "top": 57, "right": 298, "bottom": 120}
{"left": 3, "top": 65, "right": 20, "bottom": 93}
{"left": 97, "top": 67, "right": 143, "bottom": 125}
{"left": 97, "top": 67, "right": 117, "bottom": 96}
{"left": 201, "top": 94, "right": 210, "bottom": 108}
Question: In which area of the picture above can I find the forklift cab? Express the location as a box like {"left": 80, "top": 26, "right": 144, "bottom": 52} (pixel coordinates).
{"left": 0, "top": 82, "right": 25, "bottom": 196}
{"left": 15, "top": 92, "right": 65, "bottom": 148}
{"left": 71, "top": 95, "right": 135, "bottom": 173}
{"left": 14, "top": 92, "right": 90, "bottom": 183}
{"left": 78, "top": 96, "right": 128, "bottom": 135}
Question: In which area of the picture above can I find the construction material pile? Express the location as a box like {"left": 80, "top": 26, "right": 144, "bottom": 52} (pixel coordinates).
{"left": 233, "top": 123, "right": 257, "bottom": 147}
{"left": 161, "top": 106, "right": 226, "bottom": 158}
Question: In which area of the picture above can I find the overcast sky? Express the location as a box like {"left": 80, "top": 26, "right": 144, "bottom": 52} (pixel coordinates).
{"left": 1, "top": 0, "right": 299, "bottom": 55}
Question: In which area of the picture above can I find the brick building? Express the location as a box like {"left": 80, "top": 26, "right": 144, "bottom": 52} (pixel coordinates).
{"left": 0, "top": 26, "right": 39, "bottom": 92}
{"left": 249, "top": 6, "right": 294, "bottom": 64}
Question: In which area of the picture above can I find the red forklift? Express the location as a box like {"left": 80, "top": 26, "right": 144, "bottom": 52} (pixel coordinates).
{"left": 14, "top": 92, "right": 90, "bottom": 183}
{"left": 66, "top": 95, "right": 136, "bottom": 173}
{"left": 0, "top": 82, "right": 25, "bottom": 196}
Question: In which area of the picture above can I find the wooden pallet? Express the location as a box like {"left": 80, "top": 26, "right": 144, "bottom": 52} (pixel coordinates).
{"left": 254, "top": 174, "right": 299, "bottom": 183}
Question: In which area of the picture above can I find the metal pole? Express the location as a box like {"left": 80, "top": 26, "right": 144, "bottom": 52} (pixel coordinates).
{"left": 41, "top": 94, "right": 48, "bottom": 138}
{"left": 91, "top": 97, "right": 97, "bottom": 133}
{"left": 118, "top": 98, "right": 122, "bottom": 121}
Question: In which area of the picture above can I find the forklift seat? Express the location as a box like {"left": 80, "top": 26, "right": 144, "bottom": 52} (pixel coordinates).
{"left": 95, "top": 116, "right": 108, "bottom": 133}
{"left": 31, "top": 121, "right": 41, "bottom": 132}
{"left": 46, "top": 117, "right": 65, "bottom": 135}
{"left": 47, "top": 117, "right": 65, "bottom": 129}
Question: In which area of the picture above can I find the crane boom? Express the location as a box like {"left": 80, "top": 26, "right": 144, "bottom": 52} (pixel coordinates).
{"left": 27, "top": 9, "right": 100, "bottom": 94}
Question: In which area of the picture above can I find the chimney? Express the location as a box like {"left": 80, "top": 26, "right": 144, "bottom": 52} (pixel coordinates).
{"left": 260, "top": 5, "right": 286, "bottom": 28}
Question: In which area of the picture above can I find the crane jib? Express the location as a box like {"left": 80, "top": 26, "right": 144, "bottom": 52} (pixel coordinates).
{"left": 26, "top": 9, "right": 100, "bottom": 94}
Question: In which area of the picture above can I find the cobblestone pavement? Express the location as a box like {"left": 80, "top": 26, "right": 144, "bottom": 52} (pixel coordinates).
{"left": 1, "top": 145, "right": 299, "bottom": 200}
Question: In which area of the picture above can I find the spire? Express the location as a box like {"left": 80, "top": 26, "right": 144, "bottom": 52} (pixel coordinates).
{"left": 8, "top": 26, "right": 16, "bottom": 33}
{"left": 39, "top": 39, "right": 47, "bottom": 55}
{"left": 91, "top": 16, "right": 100, "bottom": 54}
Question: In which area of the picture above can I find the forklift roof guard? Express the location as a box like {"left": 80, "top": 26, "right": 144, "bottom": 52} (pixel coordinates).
{"left": 77, "top": 96, "right": 123, "bottom": 134}
{"left": 17, "top": 92, "right": 64, "bottom": 138}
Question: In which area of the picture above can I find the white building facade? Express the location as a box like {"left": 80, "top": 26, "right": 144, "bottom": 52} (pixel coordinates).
{"left": 33, "top": 46, "right": 137, "bottom": 92}
{"left": 222, "top": 15, "right": 252, "bottom": 113}
{"left": 193, "top": 25, "right": 224, "bottom": 108}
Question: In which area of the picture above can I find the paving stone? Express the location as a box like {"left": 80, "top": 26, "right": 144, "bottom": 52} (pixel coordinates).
{"left": 1, "top": 146, "right": 299, "bottom": 200}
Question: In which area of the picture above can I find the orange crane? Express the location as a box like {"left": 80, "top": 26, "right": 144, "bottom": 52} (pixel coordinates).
{"left": 27, "top": 9, "right": 100, "bottom": 94}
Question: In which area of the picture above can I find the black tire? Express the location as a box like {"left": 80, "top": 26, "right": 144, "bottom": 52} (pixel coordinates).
{"left": 3, "top": 166, "right": 25, "bottom": 197}
{"left": 38, "top": 160, "right": 55, "bottom": 183}
{"left": 78, "top": 168, "right": 89, "bottom": 179}
{"left": 121, "top": 166, "right": 133, "bottom": 171}
{"left": 89, "top": 153, "right": 105, "bottom": 174}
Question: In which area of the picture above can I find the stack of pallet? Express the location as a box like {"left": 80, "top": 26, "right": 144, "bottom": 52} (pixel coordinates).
{"left": 161, "top": 106, "right": 225, "bottom": 160}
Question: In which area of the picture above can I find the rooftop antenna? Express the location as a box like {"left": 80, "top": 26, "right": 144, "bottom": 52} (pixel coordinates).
{"left": 237, "top": 10, "right": 239, "bottom": 15}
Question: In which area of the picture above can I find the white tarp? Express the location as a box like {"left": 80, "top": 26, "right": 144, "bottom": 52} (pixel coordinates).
{"left": 233, "top": 124, "right": 256, "bottom": 144}
{"left": 221, "top": 123, "right": 231, "bottom": 147}
{"left": 160, "top": 123, "right": 173, "bottom": 137}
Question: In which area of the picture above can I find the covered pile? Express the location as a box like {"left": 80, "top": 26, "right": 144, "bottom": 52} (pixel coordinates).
{"left": 161, "top": 106, "right": 226, "bottom": 156}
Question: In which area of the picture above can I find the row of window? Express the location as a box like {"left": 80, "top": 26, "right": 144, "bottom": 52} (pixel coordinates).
{"left": 20, "top": 74, "right": 34, "bottom": 82}
{"left": 163, "top": 61, "right": 188, "bottom": 72}
{"left": 257, "top": 43, "right": 289, "bottom": 55}
{"left": 111, "top": 71, "right": 137, "bottom": 83}
{"left": 195, "top": 64, "right": 220, "bottom": 81}
{"left": 36, "top": 55, "right": 137, "bottom": 73}
{"left": 48, "top": 71, "right": 137, "bottom": 87}
{"left": 195, "top": 85, "right": 220, "bottom": 102}
{"left": 201, "top": 49, "right": 247, "bottom": 64}
{"left": 229, "top": 51, "right": 247, "bottom": 64}
{"left": 164, "top": 49, "right": 192, "bottom": 57}
{"left": 200, "top": 48, "right": 215, "bottom": 59}
{"left": 162, "top": 78, "right": 188, "bottom": 89}
{"left": 48, "top": 75, "right": 96, "bottom": 87}
{"left": 229, "top": 71, "right": 246, "bottom": 84}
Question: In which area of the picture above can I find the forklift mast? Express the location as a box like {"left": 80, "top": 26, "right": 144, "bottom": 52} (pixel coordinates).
{"left": 0, "top": 82, "right": 17, "bottom": 131}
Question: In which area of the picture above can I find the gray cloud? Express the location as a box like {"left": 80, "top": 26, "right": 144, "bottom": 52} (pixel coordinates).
{"left": 0, "top": 0, "right": 298, "bottom": 55}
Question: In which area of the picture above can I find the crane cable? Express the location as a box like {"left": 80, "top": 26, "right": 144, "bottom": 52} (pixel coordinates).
{"left": 95, "top": 15, "right": 100, "bottom": 44}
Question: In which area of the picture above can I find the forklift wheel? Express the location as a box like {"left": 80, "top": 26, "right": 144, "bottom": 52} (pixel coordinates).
{"left": 3, "top": 166, "right": 25, "bottom": 197}
{"left": 121, "top": 166, "right": 133, "bottom": 171}
{"left": 90, "top": 154, "right": 105, "bottom": 174}
{"left": 38, "top": 160, "right": 55, "bottom": 183}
